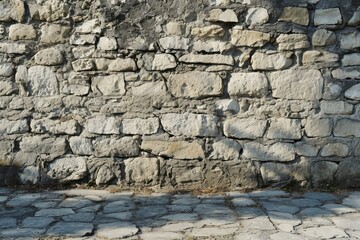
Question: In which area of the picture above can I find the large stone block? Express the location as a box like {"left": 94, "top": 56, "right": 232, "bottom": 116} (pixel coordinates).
{"left": 231, "top": 29, "right": 270, "bottom": 47}
{"left": 93, "top": 137, "right": 139, "bottom": 158}
{"left": 161, "top": 113, "right": 219, "bottom": 137}
{"left": 335, "top": 159, "right": 360, "bottom": 187}
{"left": 85, "top": 116, "right": 121, "bottom": 135}
{"left": 334, "top": 119, "right": 360, "bottom": 137}
{"left": 121, "top": 118, "right": 159, "bottom": 135}
{"left": 124, "top": 158, "right": 159, "bottom": 185}
{"left": 261, "top": 163, "right": 291, "bottom": 185}
{"left": 30, "top": 119, "right": 79, "bottom": 135}
{"left": 342, "top": 53, "right": 360, "bottom": 66}
{"left": 224, "top": 118, "right": 267, "bottom": 139}
{"left": 320, "top": 143, "right": 349, "bottom": 157}
{"left": 340, "top": 32, "right": 360, "bottom": 49}
{"left": 69, "top": 137, "right": 93, "bottom": 156}
{"left": 179, "top": 54, "right": 234, "bottom": 66}
{"left": 246, "top": 7, "right": 269, "bottom": 27}
{"left": 279, "top": 7, "right": 309, "bottom": 26}
{"left": 349, "top": 6, "right": 360, "bottom": 26}
{"left": 152, "top": 54, "right": 177, "bottom": 71}
{"left": 9, "top": 24, "right": 36, "bottom": 40}
{"left": 312, "top": 29, "right": 336, "bottom": 46}
{"left": 320, "top": 101, "right": 353, "bottom": 115}
{"left": 269, "top": 69, "right": 323, "bottom": 100}
{"left": 276, "top": 34, "right": 310, "bottom": 51}
{"left": 312, "top": 161, "right": 338, "bottom": 185}
{"left": 47, "top": 156, "right": 87, "bottom": 182}
{"left": 20, "top": 136, "right": 67, "bottom": 157}
{"left": 0, "top": 119, "right": 28, "bottom": 135}
{"left": 345, "top": 84, "right": 360, "bottom": 100}
{"left": 305, "top": 118, "right": 332, "bottom": 137}
{"left": 91, "top": 74, "right": 126, "bottom": 96}
{"left": 302, "top": 50, "right": 339, "bottom": 65}
{"left": 108, "top": 59, "right": 137, "bottom": 72}
{"left": 27, "top": 66, "right": 59, "bottom": 96}
{"left": 314, "top": 8, "right": 342, "bottom": 26}
{"left": 40, "top": 24, "right": 71, "bottom": 44}
{"left": 251, "top": 52, "right": 292, "bottom": 70}
{"left": 228, "top": 72, "right": 268, "bottom": 97}
{"left": 35, "top": 48, "right": 63, "bottom": 66}
{"left": 0, "top": 43, "right": 26, "bottom": 54}
{"left": 267, "top": 118, "right": 302, "bottom": 140}
{"left": 159, "top": 36, "right": 189, "bottom": 50}
{"left": 0, "top": 0, "right": 25, "bottom": 22}
{"left": 168, "top": 71, "right": 222, "bottom": 98}
{"left": 210, "top": 139, "right": 242, "bottom": 160}
{"left": 243, "top": 142, "right": 295, "bottom": 162}
{"left": 131, "top": 81, "right": 167, "bottom": 97}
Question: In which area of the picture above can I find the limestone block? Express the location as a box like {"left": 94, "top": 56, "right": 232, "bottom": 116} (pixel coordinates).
{"left": 208, "top": 9, "right": 238, "bottom": 22}
{"left": 215, "top": 99, "right": 240, "bottom": 113}
{"left": 75, "top": 19, "right": 102, "bottom": 34}
{"left": 152, "top": 54, "right": 177, "bottom": 71}
{"left": 168, "top": 71, "right": 222, "bottom": 98}
{"left": 224, "top": 118, "right": 267, "bottom": 139}
{"left": 231, "top": 29, "right": 270, "bottom": 47}
{"left": 323, "top": 83, "right": 342, "bottom": 100}
{"left": 141, "top": 140, "right": 204, "bottom": 159}
{"left": 72, "top": 46, "right": 95, "bottom": 59}
{"left": 345, "top": 84, "right": 360, "bottom": 100}
{"left": 132, "top": 81, "right": 167, "bottom": 96}
{"left": 210, "top": 139, "right": 241, "bottom": 160}
{"left": 342, "top": 53, "right": 360, "bottom": 66}
{"left": 0, "top": 119, "right": 28, "bottom": 135}
{"left": 20, "top": 136, "right": 66, "bottom": 157}
{"left": 320, "top": 143, "right": 349, "bottom": 157}
{"left": 0, "top": 43, "right": 26, "bottom": 54}
{"left": 0, "top": 63, "right": 14, "bottom": 77}
{"left": 279, "top": 7, "right": 309, "bottom": 26}
{"left": 20, "top": 166, "right": 39, "bottom": 184}
{"left": 67, "top": 72, "right": 90, "bottom": 96}
{"left": 165, "top": 22, "right": 185, "bottom": 36}
{"left": 30, "top": 119, "right": 79, "bottom": 135}
{"left": 192, "top": 41, "right": 231, "bottom": 53}
{"left": 96, "top": 165, "right": 115, "bottom": 185}
{"left": 269, "top": 69, "right": 323, "bottom": 100}
{"left": 91, "top": 74, "right": 126, "bottom": 96}
{"left": 267, "top": 118, "right": 302, "bottom": 140}
{"left": 246, "top": 7, "right": 269, "bottom": 27}
{"left": 69, "top": 137, "right": 93, "bottom": 156}
{"left": 27, "top": 66, "right": 59, "bottom": 96}
{"left": 335, "top": 159, "right": 360, "bottom": 187}
{"left": 334, "top": 119, "right": 360, "bottom": 137}
{"left": 340, "top": 32, "right": 360, "bottom": 49}
{"left": 228, "top": 72, "right": 268, "bottom": 97}
{"left": 124, "top": 158, "right": 159, "bottom": 184}
{"left": 35, "top": 48, "right": 63, "bottom": 66}
{"left": 312, "top": 29, "right": 336, "bottom": 46}
{"left": 93, "top": 137, "right": 139, "bottom": 157}
{"left": 38, "top": 0, "right": 69, "bottom": 22}
{"left": 72, "top": 59, "right": 95, "bottom": 71}
{"left": 305, "top": 118, "right": 332, "bottom": 137}
{"left": 179, "top": 53, "right": 234, "bottom": 66}
{"left": 302, "top": 50, "right": 339, "bottom": 65}
{"left": 191, "top": 25, "right": 224, "bottom": 38}
{"left": 348, "top": 7, "right": 360, "bottom": 26}
{"left": 161, "top": 113, "right": 219, "bottom": 137}
{"left": 243, "top": 142, "right": 295, "bottom": 161}
{"left": 47, "top": 157, "right": 87, "bottom": 182}
{"left": 332, "top": 67, "right": 360, "bottom": 79}
{"left": 0, "top": 81, "right": 17, "bottom": 96}
{"left": 320, "top": 101, "right": 353, "bottom": 115}
{"left": 261, "top": 163, "right": 291, "bottom": 185}
{"left": 312, "top": 161, "right": 338, "bottom": 185}
{"left": 97, "top": 37, "right": 118, "bottom": 51}
{"left": 276, "top": 34, "right": 310, "bottom": 50}
{"left": 121, "top": 117, "right": 159, "bottom": 135}
{"left": 69, "top": 34, "right": 96, "bottom": 45}
{"left": 159, "top": 36, "right": 189, "bottom": 50}
{"left": 85, "top": 116, "right": 120, "bottom": 134}
{"left": 40, "top": 24, "right": 71, "bottom": 44}
{"left": 314, "top": 8, "right": 342, "bottom": 25}
{"left": 295, "top": 143, "right": 319, "bottom": 157}
{"left": 108, "top": 59, "right": 137, "bottom": 72}
{"left": 251, "top": 52, "right": 292, "bottom": 70}
{"left": 0, "top": 0, "right": 25, "bottom": 22}
{"left": 9, "top": 24, "right": 36, "bottom": 40}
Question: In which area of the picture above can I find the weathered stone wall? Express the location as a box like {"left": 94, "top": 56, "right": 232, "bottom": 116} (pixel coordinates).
{"left": 0, "top": 0, "right": 359, "bottom": 188}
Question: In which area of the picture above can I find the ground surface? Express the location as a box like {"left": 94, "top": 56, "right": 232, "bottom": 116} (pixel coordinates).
{"left": 0, "top": 187, "right": 359, "bottom": 239}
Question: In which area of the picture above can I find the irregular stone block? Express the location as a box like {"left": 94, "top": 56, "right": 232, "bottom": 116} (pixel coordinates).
{"left": 321, "top": 143, "right": 349, "bottom": 157}
{"left": 312, "top": 29, "right": 336, "bottom": 46}
{"left": 169, "top": 160, "right": 202, "bottom": 183}
{"left": 20, "top": 166, "right": 39, "bottom": 184}
{"left": 0, "top": 81, "right": 17, "bottom": 95}
{"left": 269, "top": 69, "right": 323, "bottom": 100}
{"left": 192, "top": 41, "right": 231, "bottom": 53}
{"left": 69, "top": 33, "right": 96, "bottom": 45}
{"left": 246, "top": 7, "right": 269, "bottom": 27}
{"left": 27, "top": 66, "right": 59, "bottom": 96}
{"left": 47, "top": 156, "right": 87, "bottom": 182}
{"left": 320, "top": 101, "right": 353, "bottom": 115}
{"left": 85, "top": 116, "right": 120, "bottom": 134}
{"left": 97, "top": 37, "right": 117, "bottom": 51}
{"left": 161, "top": 113, "right": 219, "bottom": 137}
{"left": 141, "top": 140, "right": 205, "bottom": 159}
{"left": 191, "top": 25, "right": 224, "bottom": 38}
{"left": 108, "top": 58, "right": 137, "bottom": 72}
{"left": 251, "top": 52, "right": 292, "bottom": 70}
{"left": 314, "top": 8, "right": 342, "bottom": 25}
{"left": 67, "top": 72, "right": 90, "bottom": 96}
{"left": 345, "top": 84, "right": 360, "bottom": 100}
{"left": 342, "top": 53, "right": 360, "bottom": 66}
{"left": 30, "top": 119, "right": 79, "bottom": 135}
{"left": 334, "top": 119, "right": 360, "bottom": 137}
{"left": 0, "top": 119, "right": 28, "bottom": 135}
{"left": 267, "top": 118, "right": 301, "bottom": 140}
{"left": 179, "top": 54, "right": 234, "bottom": 66}
{"left": 0, "top": 63, "right": 14, "bottom": 77}
{"left": 276, "top": 34, "right": 310, "bottom": 50}
{"left": 312, "top": 161, "right": 338, "bottom": 185}
{"left": 20, "top": 136, "right": 66, "bottom": 156}
{"left": 210, "top": 139, "right": 241, "bottom": 160}
{"left": 93, "top": 137, "right": 139, "bottom": 157}
{"left": 0, "top": 43, "right": 26, "bottom": 54}
{"left": 224, "top": 118, "right": 267, "bottom": 139}
{"left": 208, "top": 9, "right": 238, "bottom": 22}
{"left": 340, "top": 32, "right": 360, "bottom": 49}
{"left": 228, "top": 72, "right": 268, "bottom": 97}
{"left": 91, "top": 74, "right": 126, "bottom": 96}
{"left": 261, "top": 163, "right": 291, "bottom": 185}
{"left": 0, "top": 140, "right": 14, "bottom": 157}
{"left": 40, "top": 24, "right": 71, "bottom": 44}
{"left": 302, "top": 50, "right": 339, "bottom": 65}
{"left": 295, "top": 143, "right": 319, "bottom": 157}
{"left": 95, "top": 165, "right": 115, "bottom": 185}
{"left": 72, "top": 59, "right": 95, "bottom": 71}
{"left": 9, "top": 24, "right": 36, "bottom": 40}
{"left": 279, "top": 7, "right": 309, "bottom": 26}
{"left": 75, "top": 19, "right": 102, "bottom": 34}
{"left": 34, "top": 48, "right": 63, "bottom": 66}
{"left": 0, "top": 0, "right": 25, "bottom": 22}
{"left": 243, "top": 142, "right": 295, "bottom": 162}
{"left": 69, "top": 137, "right": 93, "bottom": 156}
{"left": 124, "top": 158, "right": 159, "bottom": 184}
{"left": 131, "top": 81, "right": 167, "bottom": 96}
{"left": 72, "top": 46, "right": 95, "bottom": 59}
{"left": 38, "top": 0, "right": 69, "bottom": 22}
{"left": 165, "top": 22, "right": 185, "bottom": 36}
{"left": 122, "top": 117, "right": 159, "bottom": 135}
{"left": 348, "top": 6, "right": 360, "bottom": 26}
{"left": 231, "top": 29, "right": 270, "bottom": 47}
{"left": 152, "top": 54, "right": 177, "bottom": 71}
{"left": 332, "top": 67, "right": 360, "bottom": 79}
{"left": 305, "top": 118, "right": 332, "bottom": 137}
{"left": 169, "top": 71, "right": 222, "bottom": 98}
{"left": 215, "top": 99, "right": 240, "bottom": 113}
{"left": 159, "top": 36, "right": 189, "bottom": 50}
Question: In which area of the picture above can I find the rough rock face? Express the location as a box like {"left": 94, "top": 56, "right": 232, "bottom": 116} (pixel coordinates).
{"left": 0, "top": 0, "right": 359, "bottom": 189}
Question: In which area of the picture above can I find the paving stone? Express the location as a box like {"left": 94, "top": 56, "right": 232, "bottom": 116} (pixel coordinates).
{"left": 240, "top": 216, "right": 276, "bottom": 230}
{"left": 35, "top": 208, "right": 75, "bottom": 217}
{"left": 135, "top": 206, "right": 168, "bottom": 219}
{"left": 47, "top": 222, "right": 94, "bottom": 237}
{"left": 172, "top": 197, "right": 200, "bottom": 205}
{"left": 236, "top": 207, "right": 266, "bottom": 219}
{"left": 298, "top": 207, "right": 333, "bottom": 217}
{"left": 261, "top": 202, "right": 300, "bottom": 214}
{"left": 301, "top": 217, "right": 333, "bottom": 228}
{"left": 100, "top": 212, "right": 132, "bottom": 220}
{"left": 189, "top": 227, "right": 238, "bottom": 237}
{"left": 269, "top": 232, "right": 304, "bottom": 240}
{"left": 267, "top": 211, "right": 301, "bottom": 232}
{"left": 158, "top": 222, "right": 194, "bottom": 232}
{"left": 0, "top": 196, "right": 8, "bottom": 203}
{"left": 167, "top": 204, "right": 193, "bottom": 213}
{"left": 298, "top": 226, "right": 348, "bottom": 239}
{"left": 33, "top": 201, "right": 57, "bottom": 209}
{"left": 343, "top": 195, "right": 360, "bottom": 209}
{"left": 194, "top": 204, "right": 234, "bottom": 216}
{"left": 79, "top": 204, "right": 101, "bottom": 213}
{"left": 287, "top": 198, "right": 321, "bottom": 208}
{"left": 249, "top": 190, "right": 289, "bottom": 198}
{"left": 161, "top": 213, "right": 199, "bottom": 221}
{"left": 22, "top": 217, "right": 55, "bottom": 228}
{"left": 0, "top": 217, "right": 17, "bottom": 228}
{"left": 6, "top": 193, "right": 41, "bottom": 207}
{"left": 322, "top": 203, "right": 357, "bottom": 215}
{"left": 0, "top": 208, "right": 34, "bottom": 218}
{"left": 195, "top": 217, "right": 237, "bottom": 227}
{"left": 58, "top": 197, "right": 94, "bottom": 209}
{"left": 332, "top": 213, "right": 360, "bottom": 231}
{"left": 62, "top": 212, "right": 96, "bottom": 222}
{"left": 141, "top": 232, "right": 184, "bottom": 240}
{"left": 97, "top": 222, "right": 139, "bottom": 239}
{"left": 1, "top": 228, "right": 45, "bottom": 238}
{"left": 232, "top": 197, "right": 257, "bottom": 207}
{"left": 103, "top": 200, "right": 136, "bottom": 213}
{"left": 302, "top": 192, "right": 337, "bottom": 201}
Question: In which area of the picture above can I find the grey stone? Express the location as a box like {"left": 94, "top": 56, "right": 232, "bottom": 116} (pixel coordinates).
{"left": 172, "top": 197, "right": 200, "bottom": 205}
{"left": 322, "top": 204, "right": 357, "bottom": 215}
{"left": 303, "top": 192, "right": 337, "bottom": 201}
{"left": 305, "top": 118, "right": 332, "bottom": 137}
{"left": 31, "top": 119, "right": 79, "bottom": 135}
{"left": 208, "top": 9, "right": 238, "bottom": 23}
{"left": 124, "top": 157, "right": 159, "bottom": 184}
{"left": 235, "top": 207, "right": 266, "bottom": 219}
{"left": 72, "top": 59, "right": 95, "bottom": 71}
{"left": 276, "top": 34, "right": 310, "bottom": 50}
{"left": 320, "top": 143, "right": 349, "bottom": 157}
{"left": 287, "top": 198, "right": 321, "bottom": 208}
{"left": 37, "top": 0, "right": 69, "bottom": 21}
{"left": 34, "top": 48, "right": 63, "bottom": 65}
{"left": 261, "top": 162, "right": 292, "bottom": 185}
{"left": 179, "top": 53, "right": 234, "bottom": 65}
{"left": 269, "top": 232, "right": 304, "bottom": 240}
{"left": 210, "top": 138, "right": 241, "bottom": 160}
{"left": 340, "top": 32, "right": 360, "bottom": 49}
{"left": 299, "top": 207, "right": 333, "bottom": 217}
{"left": 224, "top": 118, "right": 267, "bottom": 139}
{"left": 122, "top": 117, "right": 159, "bottom": 135}
{"left": 312, "top": 29, "right": 336, "bottom": 46}
{"left": 332, "top": 67, "right": 360, "bottom": 79}
{"left": 108, "top": 58, "right": 137, "bottom": 72}
{"left": 101, "top": 212, "right": 132, "bottom": 220}
{"left": 335, "top": 159, "right": 360, "bottom": 187}
{"left": 20, "top": 136, "right": 66, "bottom": 157}
{"left": 159, "top": 36, "right": 189, "bottom": 50}
{"left": 312, "top": 161, "right": 338, "bottom": 185}
{"left": 27, "top": 66, "right": 59, "bottom": 96}
{"left": 96, "top": 165, "right": 115, "bottom": 185}
{"left": 0, "top": 63, "right": 14, "bottom": 77}
{"left": 243, "top": 142, "right": 295, "bottom": 162}
{"left": 261, "top": 202, "right": 299, "bottom": 214}
{"left": 75, "top": 19, "right": 102, "bottom": 34}
{"left": 246, "top": 7, "right": 269, "bottom": 27}
{"left": 7, "top": 193, "right": 41, "bottom": 207}
{"left": 349, "top": 7, "right": 360, "bottom": 26}
{"left": 92, "top": 74, "right": 126, "bottom": 96}
{"left": 69, "top": 137, "right": 93, "bottom": 156}
{"left": 267, "top": 211, "right": 301, "bottom": 232}
{"left": 1, "top": 228, "right": 44, "bottom": 238}
{"left": 334, "top": 119, "right": 360, "bottom": 137}
{"left": 240, "top": 216, "right": 276, "bottom": 230}
{"left": 314, "top": 8, "right": 342, "bottom": 25}
{"left": 345, "top": 83, "right": 360, "bottom": 100}
{"left": 228, "top": 72, "right": 268, "bottom": 97}
{"left": 40, "top": 24, "right": 71, "bottom": 44}
{"left": 295, "top": 143, "right": 319, "bottom": 157}
{"left": 47, "top": 156, "right": 88, "bottom": 182}
{"left": 279, "top": 7, "right": 309, "bottom": 26}
{"left": 251, "top": 52, "right": 292, "bottom": 70}
{"left": 63, "top": 212, "right": 96, "bottom": 222}
{"left": 35, "top": 208, "right": 75, "bottom": 217}
{"left": 0, "top": 217, "right": 17, "bottom": 229}
{"left": 342, "top": 53, "right": 360, "bottom": 66}
{"left": 94, "top": 137, "right": 139, "bottom": 157}
{"left": 0, "top": 119, "right": 28, "bottom": 135}
{"left": 58, "top": 197, "right": 94, "bottom": 209}
{"left": 47, "top": 222, "right": 94, "bottom": 237}
{"left": 152, "top": 54, "right": 177, "bottom": 70}
{"left": 232, "top": 198, "right": 256, "bottom": 207}
{"left": 103, "top": 200, "right": 135, "bottom": 213}
{"left": 97, "top": 222, "right": 139, "bottom": 239}
{"left": 22, "top": 217, "right": 55, "bottom": 229}
{"left": 135, "top": 206, "right": 168, "bottom": 219}
{"left": 85, "top": 116, "right": 120, "bottom": 134}
{"left": 267, "top": 118, "right": 301, "bottom": 140}
{"left": 321, "top": 101, "right": 353, "bottom": 115}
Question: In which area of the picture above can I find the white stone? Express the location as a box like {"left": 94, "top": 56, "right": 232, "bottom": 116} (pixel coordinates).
{"left": 342, "top": 53, "right": 360, "bottom": 66}
{"left": 305, "top": 118, "right": 332, "bottom": 137}
{"left": 340, "top": 32, "right": 360, "bottom": 49}
{"left": 243, "top": 142, "right": 295, "bottom": 161}
{"left": 210, "top": 139, "right": 241, "bottom": 160}
{"left": 224, "top": 118, "right": 267, "bottom": 139}
{"left": 208, "top": 9, "right": 238, "bottom": 23}
{"left": 277, "top": 34, "right": 310, "bottom": 50}
{"left": 215, "top": 99, "right": 240, "bottom": 113}
{"left": 85, "top": 116, "right": 120, "bottom": 134}
{"left": 75, "top": 19, "right": 101, "bottom": 34}
{"left": 320, "top": 101, "right": 353, "bottom": 115}
{"left": 40, "top": 24, "right": 71, "bottom": 44}
{"left": 91, "top": 74, "right": 126, "bottom": 96}
{"left": 179, "top": 53, "right": 234, "bottom": 65}
{"left": 72, "top": 59, "right": 95, "bottom": 71}
{"left": 231, "top": 29, "right": 270, "bottom": 47}
{"left": 246, "top": 8, "right": 269, "bottom": 27}
{"left": 108, "top": 58, "right": 137, "bottom": 72}
{"left": 228, "top": 72, "right": 268, "bottom": 97}
{"left": 314, "top": 8, "right": 342, "bottom": 25}
{"left": 27, "top": 66, "right": 59, "bottom": 96}
{"left": 349, "top": 7, "right": 360, "bottom": 26}
{"left": 267, "top": 118, "right": 301, "bottom": 140}
{"left": 345, "top": 84, "right": 360, "bottom": 100}
{"left": 251, "top": 52, "right": 292, "bottom": 70}
{"left": 0, "top": 63, "right": 14, "bottom": 77}
{"left": 47, "top": 156, "right": 87, "bottom": 182}
{"left": 312, "top": 29, "right": 336, "bottom": 46}
{"left": 31, "top": 119, "right": 79, "bottom": 135}
{"left": 69, "top": 137, "right": 93, "bottom": 156}
{"left": 93, "top": 137, "right": 139, "bottom": 157}
{"left": 124, "top": 157, "right": 159, "bottom": 184}
{"left": 69, "top": 33, "right": 96, "bottom": 45}
{"left": 165, "top": 21, "right": 185, "bottom": 35}
{"left": 193, "top": 41, "right": 231, "bottom": 53}
{"left": 132, "top": 81, "right": 167, "bottom": 96}
{"left": 9, "top": 24, "right": 36, "bottom": 40}
{"left": 97, "top": 37, "right": 117, "bottom": 50}
{"left": 159, "top": 36, "right": 189, "bottom": 50}
{"left": 0, "top": 43, "right": 26, "bottom": 54}
{"left": 299, "top": 226, "right": 348, "bottom": 239}
{"left": 152, "top": 54, "right": 177, "bottom": 70}
{"left": 321, "top": 143, "right": 349, "bottom": 157}
{"left": 0, "top": 0, "right": 25, "bottom": 22}
{"left": 121, "top": 117, "right": 159, "bottom": 135}
{"left": 34, "top": 48, "right": 63, "bottom": 65}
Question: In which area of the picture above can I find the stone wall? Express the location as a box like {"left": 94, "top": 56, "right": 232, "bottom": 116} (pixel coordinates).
{"left": 0, "top": 0, "right": 359, "bottom": 188}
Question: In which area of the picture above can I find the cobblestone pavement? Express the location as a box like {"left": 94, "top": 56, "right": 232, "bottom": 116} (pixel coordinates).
{"left": 0, "top": 188, "right": 359, "bottom": 239}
